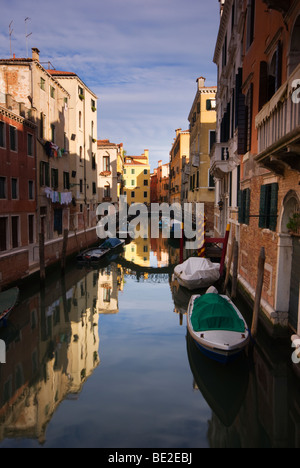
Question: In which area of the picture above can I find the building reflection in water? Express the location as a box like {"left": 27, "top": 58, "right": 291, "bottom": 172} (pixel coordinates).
{"left": 0, "top": 267, "right": 100, "bottom": 444}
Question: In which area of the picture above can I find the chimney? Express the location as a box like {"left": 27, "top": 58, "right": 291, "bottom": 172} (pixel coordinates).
{"left": 144, "top": 149, "right": 149, "bottom": 160}
{"left": 175, "top": 128, "right": 182, "bottom": 137}
{"left": 197, "top": 77, "right": 206, "bottom": 89}
{"left": 32, "top": 48, "right": 40, "bottom": 62}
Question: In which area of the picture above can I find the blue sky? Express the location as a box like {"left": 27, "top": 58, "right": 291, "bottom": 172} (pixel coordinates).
{"left": 0, "top": 0, "right": 220, "bottom": 170}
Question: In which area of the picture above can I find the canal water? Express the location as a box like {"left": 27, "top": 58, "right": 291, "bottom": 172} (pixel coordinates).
{"left": 0, "top": 235, "right": 299, "bottom": 448}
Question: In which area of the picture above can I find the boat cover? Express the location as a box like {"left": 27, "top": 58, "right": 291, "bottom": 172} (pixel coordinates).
{"left": 174, "top": 257, "right": 220, "bottom": 289}
{"left": 191, "top": 294, "right": 245, "bottom": 333}
{"left": 100, "top": 238, "right": 123, "bottom": 249}
{"left": 0, "top": 287, "right": 19, "bottom": 318}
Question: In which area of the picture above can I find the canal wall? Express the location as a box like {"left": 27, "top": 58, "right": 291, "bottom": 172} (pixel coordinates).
{"left": 0, "top": 227, "right": 98, "bottom": 289}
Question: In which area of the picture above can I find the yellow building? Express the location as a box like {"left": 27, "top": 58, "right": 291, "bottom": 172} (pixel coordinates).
{"left": 187, "top": 77, "right": 217, "bottom": 232}
{"left": 124, "top": 236, "right": 150, "bottom": 268}
{"left": 169, "top": 129, "right": 190, "bottom": 205}
{"left": 123, "top": 150, "right": 150, "bottom": 207}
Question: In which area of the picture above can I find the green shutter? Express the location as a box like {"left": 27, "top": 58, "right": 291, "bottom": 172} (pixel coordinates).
{"left": 269, "top": 183, "right": 278, "bottom": 231}
{"left": 238, "top": 190, "right": 243, "bottom": 224}
{"left": 259, "top": 185, "right": 267, "bottom": 228}
{"left": 45, "top": 163, "right": 50, "bottom": 187}
{"left": 245, "top": 188, "right": 251, "bottom": 225}
{"left": 40, "top": 161, "right": 44, "bottom": 187}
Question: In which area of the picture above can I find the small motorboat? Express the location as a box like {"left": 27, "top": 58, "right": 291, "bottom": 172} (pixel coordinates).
{"left": 173, "top": 257, "right": 220, "bottom": 290}
{"left": 77, "top": 238, "right": 125, "bottom": 263}
{"left": 0, "top": 287, "right": 19, "bottom": 325}
{"left": 187, "top": 287, "right": 250, "bottom": 364}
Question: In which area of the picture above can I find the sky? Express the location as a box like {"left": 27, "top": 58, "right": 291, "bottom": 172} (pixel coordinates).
{"left": 0, "top": 0, "right": 220, "bottom": 171}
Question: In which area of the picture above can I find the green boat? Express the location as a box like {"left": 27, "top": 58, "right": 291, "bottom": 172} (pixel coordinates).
{"left": 0, "top": 287, "right": 19, "bottom": 323}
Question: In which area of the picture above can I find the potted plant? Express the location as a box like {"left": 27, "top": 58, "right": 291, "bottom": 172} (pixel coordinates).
{"left": 91, "top": 106, "right": 96, "bottom": 112}
{"left": 287, "top": 213, "right": 300, "bottom": 235}
{"left": 79, "top": 94, "right": 84, "bottom": 101}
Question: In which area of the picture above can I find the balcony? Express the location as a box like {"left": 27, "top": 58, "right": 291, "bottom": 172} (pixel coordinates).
{"left": 210, "top": 143, "right": 237, "bottom": 178}
{"left": 255, "top": 64, "right": 300, "bottom": 175}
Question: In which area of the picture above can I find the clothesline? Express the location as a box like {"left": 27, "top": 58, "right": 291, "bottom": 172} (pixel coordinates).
{"left": 45, "top": 187, "right": 72, "bottom": 205}
{"left": 44, "top": 141, "right": 68, "bottom": 158}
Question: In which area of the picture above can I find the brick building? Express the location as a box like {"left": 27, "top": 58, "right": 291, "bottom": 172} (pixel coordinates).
{"left": 0, "top": 96, "right": 37, "bottom": 286}
{"left": 213, "top": 0, "right": 300, "bottom": 336}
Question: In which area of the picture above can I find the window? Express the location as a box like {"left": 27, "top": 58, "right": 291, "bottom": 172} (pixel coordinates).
{"left": 0, "top": 217, "right": 8, "bottom": 251}
{"left": 50, "top": 86, "right": 55, "bottom": 99}
{"left": 40, "top": 161, "right": 50, "bottom": 187}
{"left": 40, "top": 113, "right": 46, "bottom": 139}
{"left": 80, "top": 179, "right": 83, "bottom": 193}
{"left": 27, "top": 133, "right": 33, "bottom": 157}
{"left": 63, "top": 172, "right": 70, "bottom": 190}
{"left": 131, "top": 191, "right": 135, "bottom": 198}
{"left": 0, "top": 177, "right": 6, "bottom": 198}
{"left": 123, "top": 169, "right": 127, "bottom": 175}
{"left": 103, "top": 156, "right": 110, "bottom": 172}
{"left": 104, "top": 184, "right": 110, "bottom": 198}
{"left": 91, "top": 99, "right": 96, "bottom": 110}
{"left": 209, "top": 130, "right": 216, "bottom": 153}
{"left": 144, "top": 191, "right": 148, "bottom": 198}
{"left": 29, "top": 181, "right": 34, "bottom": 200}
{"left": 51, "top": 169, "right": 59, "bottom": 190}
{"left": 11, "top": 216, "right": 19, "bottom": 249}
{"left": 206, "top": 99, "right": 217, "bottom": 111}
{"left": 144, "top": 180, "right": 148, "bottom": 186}
{"left": 131, "top": 180, "right": 135, "bottom": 186}
{"left": 80, "top": 146, "right": 83, "bottom": 162}
{"left": 246, "top": 0, "right": 255, "bottom": 49}
{"left": 51, "top": 124, "right": 55, "bottom": 143}
{"left": 131, "top": 169, "right": 135, "bottom": 175}
{"left": 40, "top": 77, "right": 45, "bottom": 91}
{"left": 259, "top": 183, "right": 278, "bottom": 231}
{"left": 54, "top": 209, "right": 63, "bottom": 235}
{"left": 208, "top": 171, "right": 215, "bottom": 188}
{"left": 144, "top": 169, "right": 148, "bottom": 175}
{"left": 9, "top": 126, "right": 17, "bottom": 151}
{"left": 11, "top": 178, "right": 18, "bottom": 200}
{"left": 92, "top": 182, "right": 97, "bottom": 195}
{"left": 0, "top": 121, "right": 5, "bottom": 148}
{"left": 79, "top": 111, "right": 82, "bottom": 128}
{"left": 238, "top": 188, "right": 251, "bottom": 225}
{"left": 92, "top": 153, "right": 96, "bottom": 170}
{"left": 28, "top": 215, "right": 34, "bottom": 244}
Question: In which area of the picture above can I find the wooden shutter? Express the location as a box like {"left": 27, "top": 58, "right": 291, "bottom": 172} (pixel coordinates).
{"left": 245, "top": 188, "right": 251, "bottom": 225}
{"left": 238, "top": 190, "right": 243, "bottom": 223}
{"left": 259, "top": 61, "right": 269, "bottom": 110}
{"left": 275, "top": 41, "right": 282, "bottom": 92}
{"left": 259, "top": 185, "right": 267, "bottom": 228}
{"left": 246, "top": 84, "right": 253, "bottom": 153}
{"left": 236, "top": 68, "right": 247, "bottom": 154}
{"left": 269, "top": 183, "right": 278, "bottom": 231}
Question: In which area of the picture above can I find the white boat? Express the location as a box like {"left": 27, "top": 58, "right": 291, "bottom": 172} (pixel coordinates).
{"left": 173, "top": 257, "right": 220, "bottom": 290}
{"left": 187, "top": 287, "right": 250, "bottom": 363}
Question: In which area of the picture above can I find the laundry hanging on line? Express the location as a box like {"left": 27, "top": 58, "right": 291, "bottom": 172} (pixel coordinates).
{"left": 44, "top": 187, "right": 72, "bottom": 205}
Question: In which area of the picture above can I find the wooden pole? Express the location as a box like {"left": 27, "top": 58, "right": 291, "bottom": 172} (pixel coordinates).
{"left": 219, "top": 223, "right": 230, "bottom": 276}
{"left": 39, "top": 232, "right": 45, "bottom": 285}
{"left": 61, "top": 229, "right": 69, "bottom": 274}
{"left": 180, "top": 222, "right": 184, "bottom": 263}
{"left": 231, "top": 240, "right": 239, "bottom": 298}
{"left": 223, "top": 237, "right": 236, "bottom": 293}
{"left": 251, "top": 247, "right": 266, "bottom": 338}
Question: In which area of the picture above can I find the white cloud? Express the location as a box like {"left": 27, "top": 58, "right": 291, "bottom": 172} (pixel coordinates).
{"left": 0, "top": 0, "right": 220, "bottom": 169}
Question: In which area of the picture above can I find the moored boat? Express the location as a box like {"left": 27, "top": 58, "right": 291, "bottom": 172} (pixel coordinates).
{"left": 0, "top": 287, "right": 19, "bottom": 325}
{"left": 187, "top": 287, "right": 250, "bottom": 364}
{"left": 174, "top": 257, "right": 220, "bottom": 290}
{"left": 77, "top": 238, "right": 125, "bottom": 263}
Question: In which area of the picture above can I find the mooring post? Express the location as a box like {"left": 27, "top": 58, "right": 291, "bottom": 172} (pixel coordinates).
{"left": 251, "top": 247, "right": 266, "bottom": 339}
{"left": 39, "top": 232, "right": 45, "bottom": 286}
{"left": 219, "top": 224, "right": 230, "bottom": 276}
{"left": 223, "top": 237, "right": 236, "bottom": 293}
{"left": 61, "top": 229, "right": 69, "bottom": 274}
{"left": 231, "top": 240, "right": 239, "bottom": 298}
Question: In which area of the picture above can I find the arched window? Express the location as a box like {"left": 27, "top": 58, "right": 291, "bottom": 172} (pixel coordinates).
{"left": 288, "top": 15, "right": 300, "bottom": 76}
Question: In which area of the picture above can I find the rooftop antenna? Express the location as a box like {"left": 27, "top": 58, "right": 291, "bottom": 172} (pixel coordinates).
{"left": 9, "top": 21, "right": 13, "bottom": 57}
{"left": 25, "top": 17, "right": 32, "bottom": 57}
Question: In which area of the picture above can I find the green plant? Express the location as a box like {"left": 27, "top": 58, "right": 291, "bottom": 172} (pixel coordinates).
{"left": 79, "top": 94, "right": 84, "bottom": 101}
{"left": 91, "top": 106, "right": 96, "bottom": 112}
{"left": 287, "top": 213, "right": 300, "bottom": 232}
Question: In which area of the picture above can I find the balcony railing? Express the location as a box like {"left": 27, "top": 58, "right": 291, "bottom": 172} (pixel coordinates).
{"left": 255, "top": 63, "right": 300, "bottom": 175}
{"left": 210, "top": 143, "right": 236, "bottom": 178}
